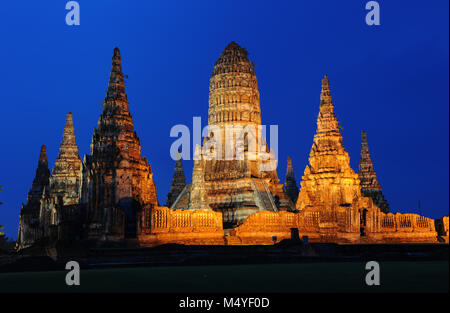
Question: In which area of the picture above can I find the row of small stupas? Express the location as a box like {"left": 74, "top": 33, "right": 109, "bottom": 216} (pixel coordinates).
{"left": 17, "top": 43, "right": 448, "bottom": 249}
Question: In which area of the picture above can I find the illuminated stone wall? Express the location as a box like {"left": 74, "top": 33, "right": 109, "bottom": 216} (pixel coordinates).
{"left": 365, "top": 212, "right": 437, "bottom": 243}
{"left": 138, "top": 207, "right": 225, "bottom": 246}
{"left": 231, "top": 211, "right": 297, "bottom": 244}
{"left": 227, "top": 208, "right": 439, "bottom": 245}
{"left": 441, "top": 216, "right": 449, "bottom": 242}
{"left": 231, "top": 208, "right": 359, "bottom": 244}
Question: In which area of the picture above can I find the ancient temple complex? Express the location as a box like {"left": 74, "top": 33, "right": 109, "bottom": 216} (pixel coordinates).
{"left": 16, "top": 43, "right": 447, "bottom": 250}
{"left": 358, "top": 131, "right": 389, "bottom": 213}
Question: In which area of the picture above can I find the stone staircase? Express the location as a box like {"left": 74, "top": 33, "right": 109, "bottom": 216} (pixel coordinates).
{"left": 223, "top": 229, "right": 242, "bottom": 245}
{"left": 224, "top": 235, "right": 242, "bottom": 245}
{"left": 252, "top": 179, "right": 277, "bottom": 211}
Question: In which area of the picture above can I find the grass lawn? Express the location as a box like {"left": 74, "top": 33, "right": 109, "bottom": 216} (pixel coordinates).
{"left": 0, "top": 261, "right": 447, "bottom": 293}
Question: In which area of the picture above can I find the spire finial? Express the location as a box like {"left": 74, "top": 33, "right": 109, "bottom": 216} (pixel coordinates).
{"left": 39, "top": 145, "right": 48, "bottom": 167}
{"left": 62, "top": 112, "right": 76, "bottom": 146}
{"left": 361, "top": 130, "right": 367, "bottom": 141}
{"left": 176, "top": 148, "right": 182, "bottom": 161}
{"left": 65, "top": 112, "right": 73, "bottom": 126}
{"left": 105, "top": 47, "right": 126, "bottom": 105}
{"left": 283, "top": 156, "right": 299, "bottom": 204}
{"left": 113, "top": 47, "right": 121, "bottom": 63}
{"left": 361, "top": 130, "right": 369, "bottom": 153}
{"left": 287, "top": 156, "right": 293, "bottom": 171}
{"left": 320, "top": 74, "right": 332, "bottom": 105}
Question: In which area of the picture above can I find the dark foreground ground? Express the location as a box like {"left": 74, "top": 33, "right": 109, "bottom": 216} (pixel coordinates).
{"left": 0, "top": 261, "right": 448, "bottom": 293}
{"left": 0, "top": 242, "right": 448, "bottom": 293}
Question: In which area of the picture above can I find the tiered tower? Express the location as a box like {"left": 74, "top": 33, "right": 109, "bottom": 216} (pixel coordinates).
{"left": 296, "top": 75, "right": 362, "bottom": 211}
{"left": 283, "top": 156, "right": 299, "bottom": 204}
{"left": 17, "top": 145, "right": 50, "bottom": 248}
{"left": 358, "top": 131, "right": 389, "bottom": 212}
{"left": 82, "top": 47, "right": 158, "bottom": 239}
{"left": 166, "top": 150, "right": 186, "bottom": 208}
{"left": 173, "top": 42, "right": 294, "bottom": 227}
{"left": 24, "top": 146, "right": 50, "bottom": 211}
{"left": 40, "top": 112, "right": 82, "bottom": 233}
{"left": 44, "top": 113, "right": 82, "bottom": 205}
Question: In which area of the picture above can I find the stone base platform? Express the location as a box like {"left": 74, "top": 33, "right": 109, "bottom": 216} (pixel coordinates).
{"left": 138, "top": 233, "right": 226, "bottom": 246}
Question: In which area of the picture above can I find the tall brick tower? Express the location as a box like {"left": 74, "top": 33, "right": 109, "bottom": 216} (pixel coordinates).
{"left": 172, "top": 42, "right": 294, "bottom": 228}
{"left": 358, "top": 131, "right": 389, "bottom": 212}
{"left": 82, "top": 47, "right": 158, "bottom": 240}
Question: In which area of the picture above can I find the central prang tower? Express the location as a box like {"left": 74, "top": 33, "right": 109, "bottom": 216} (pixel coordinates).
{"left": 208, "top": 41, "right": 261, "bottom": 128}
{"left": 172, "top": 42, "right": 294, "bottom": 228}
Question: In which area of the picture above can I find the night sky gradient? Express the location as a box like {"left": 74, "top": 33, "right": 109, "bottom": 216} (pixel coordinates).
{"left": 0, "top": 1, "right": 448, "bottom": 239}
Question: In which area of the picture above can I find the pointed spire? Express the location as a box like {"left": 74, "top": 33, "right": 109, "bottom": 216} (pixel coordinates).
{"left": 62, "top": 112, "right": 76, "bottom": 146}
{"left": 38, "top": 145, "right": 48, "bottom": 168}
{"left": 296, "top": 76, "right": 360, "bottom": 211}
{"left": 189, "top": 145, "right": 207, "bottom": 210}
{"left": 358, "top": 131, "right": 380, "bottom": 190}
{"left": 84, "top": 47, "right": 158, "bottom": 227}
{"left": 358, "top": 131, "right": 389, "bottom": 212}
{"left": 283, "top": 156, "right": 299, "bottom": 204}
{"left": 314, "top": 75, "right": 343, "bottom": 151}
{"left": 53, "top": 113, "right": 81, "bottom": 177}
{"left": 166, "top": 149, "right": 186, "bottom": 208}
{"left": 104, "top": 47, "right": 128, "bottom": 112}
{"left": 24, "top": 145, "right": 50, "bottom": 210}
{"left": 43, "top": 113, "right": 82, "bottom": 207}
{"left": 57, "top": 112, "right": 79, "bottom": 158}
{"left": 34, "top": 145, "right": 50, "bottom": 183}
{"left": 285, "top": 156, "right": 294, "bottom": 181}
{"left": 320, "top": 74, "right": 332, "bottom": 105}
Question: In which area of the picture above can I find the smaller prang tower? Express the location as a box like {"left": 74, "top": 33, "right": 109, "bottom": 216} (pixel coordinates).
{"left": 166, "top": 150, "right": 186, "bottom": 208}
{"left": 358, "top": 131, "right": 389, "bottom": 213}
{"left": 283, "top": 156, "right": 299, "bottom": 204}
{"left": 17, "top": 145, "right": 50, "bottom": 249}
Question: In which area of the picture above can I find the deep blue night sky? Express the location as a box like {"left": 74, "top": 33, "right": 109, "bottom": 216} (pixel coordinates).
{"left": 0, "top": 1, "right": 448, "bottom": 239}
